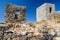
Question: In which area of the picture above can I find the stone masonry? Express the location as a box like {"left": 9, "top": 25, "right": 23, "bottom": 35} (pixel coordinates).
{"left": 0, "top": 3, "right": 60, "bottom": 40}
{"left": 5, "top": 4, "right": 26, "bottom": 23}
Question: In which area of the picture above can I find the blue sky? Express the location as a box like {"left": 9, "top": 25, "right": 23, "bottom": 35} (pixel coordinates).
{"left": 0, "top": 0, "right": 60, "bottom": 22}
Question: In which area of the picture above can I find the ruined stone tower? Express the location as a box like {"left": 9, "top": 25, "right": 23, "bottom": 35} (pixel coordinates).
{"left": 36, "top": 3, "right": 55, "bottom": 22}
{"left": 5, "top": 4, "right": 26, "bottom": 23}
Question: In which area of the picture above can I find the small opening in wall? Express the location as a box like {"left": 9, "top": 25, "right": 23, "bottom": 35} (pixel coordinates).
{"left": 49, "top": 7, "right": 52, "bottom": 13}
{"left": 15, "top": 10, "right": 20, "bottom": 14}
{"left": 14, "top": 14, "right": 18, "bottom": 19}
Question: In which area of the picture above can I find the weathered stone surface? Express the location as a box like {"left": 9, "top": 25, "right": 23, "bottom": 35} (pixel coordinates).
{"left": 5, "top": 4, "right": 26, "bottom": 23}
{"left": 0, "top": 3, "right": 60, "bottom": 40}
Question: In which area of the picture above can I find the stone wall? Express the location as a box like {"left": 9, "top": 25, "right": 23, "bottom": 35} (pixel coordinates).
{"left": 36, "top": 3, "right": 55, "bottom": 22}
{"left": 5, "top": 4, "right": 26, "bottom": 23}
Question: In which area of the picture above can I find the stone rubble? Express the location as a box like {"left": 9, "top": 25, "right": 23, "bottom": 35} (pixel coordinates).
{"left": 0, "top": 21, "right": 59, "bottom": 40}
{"left": 0, "top": 3, "right": 60, "bottom": 40}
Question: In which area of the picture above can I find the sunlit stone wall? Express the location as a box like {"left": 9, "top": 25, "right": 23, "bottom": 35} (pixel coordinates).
{"left": 5, "top": 4, "right": 26, "bottom": 23}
